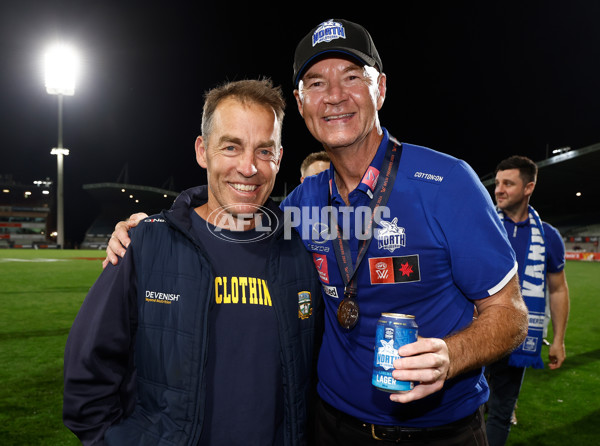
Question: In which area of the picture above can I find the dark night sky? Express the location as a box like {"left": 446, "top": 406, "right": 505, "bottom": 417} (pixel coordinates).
{"left": 2, "top": 1, "right": 599, "bottom": 244}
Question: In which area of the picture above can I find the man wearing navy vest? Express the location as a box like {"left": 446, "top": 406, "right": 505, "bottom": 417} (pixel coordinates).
{"left": 486, "top": 155, "right": 570, "bottom": 446}
{"left": 63, "top": 79, "right": 323, "bottom": 446}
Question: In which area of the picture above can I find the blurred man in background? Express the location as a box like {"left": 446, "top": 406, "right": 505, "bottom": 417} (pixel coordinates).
{"left": 300, "top": 150, "right": 330, "bottom": 182}
{"left": 486, "top": 155, "right": 570, "bottom": 446}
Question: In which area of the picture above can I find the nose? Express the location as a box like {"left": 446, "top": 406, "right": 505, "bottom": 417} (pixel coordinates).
{"left": 324, "top": 80, "right": 346, "bottom": 104}
{"left": 238, "top": 151, "right": 257, "bottom": 177}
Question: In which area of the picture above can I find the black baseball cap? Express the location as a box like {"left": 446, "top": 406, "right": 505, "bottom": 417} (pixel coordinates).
{"left": 293, "top": 19, "right": 382, "bottom": 88}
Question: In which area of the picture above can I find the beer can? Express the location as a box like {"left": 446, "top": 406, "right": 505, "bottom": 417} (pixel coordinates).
{"left": 372, "top": 313, "right": 418, "bottom": 392}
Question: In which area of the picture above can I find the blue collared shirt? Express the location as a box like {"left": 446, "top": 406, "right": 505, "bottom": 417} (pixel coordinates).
{"left": 282, "top": 128, "right": 516, "bottom": 427}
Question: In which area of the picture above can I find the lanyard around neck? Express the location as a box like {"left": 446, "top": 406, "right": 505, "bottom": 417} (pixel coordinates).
{"left": 329, "top": 139, "right": 402, "bottom": 300}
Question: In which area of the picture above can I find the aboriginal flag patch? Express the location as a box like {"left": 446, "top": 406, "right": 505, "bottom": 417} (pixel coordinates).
{"left": 368, "top": 255, "right": 421, "bottom": 284}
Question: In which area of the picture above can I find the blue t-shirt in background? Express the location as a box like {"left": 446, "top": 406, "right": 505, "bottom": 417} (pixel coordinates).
{"left": 501, "top": 217, "right": 566, "bottom": 279}
{"left": 191, "top": 209, "right": 283, "bottom": 446}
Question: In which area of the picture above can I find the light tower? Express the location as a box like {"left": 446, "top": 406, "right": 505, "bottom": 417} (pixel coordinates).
{"left": 44, "top": 44, "right": 78, "bottom": 248}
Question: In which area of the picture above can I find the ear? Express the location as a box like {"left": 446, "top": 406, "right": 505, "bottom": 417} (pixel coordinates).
{"left": 524, "top": 181, "right": 536, "bottom": 197}
{"left": 376, "top": 73, "right": 387, "bottom": 110}
{"left": 275, "top": 147, "right": 283, "bottom": 172}
{"left": 293, "top": 89, "right": 304, "bottom": 118}
{"left": 195, "top": 136, "right": 208, "bottom": 168}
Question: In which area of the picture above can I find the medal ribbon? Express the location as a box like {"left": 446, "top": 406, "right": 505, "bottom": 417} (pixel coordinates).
{"left": 330, "top": 139, "right": 402, "bottom": 301}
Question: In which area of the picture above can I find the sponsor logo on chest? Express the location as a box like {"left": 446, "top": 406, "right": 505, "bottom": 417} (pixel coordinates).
{"left": 145, "top": 290, "right": 180, "bottom": 304}
{"left": 298, "top": 291, "right": 313, "bottom": 319}
{"left": 312, "top": 253, "right": 330, "bottom": 284}
{"left": 368, "top": 255, "right": 421, "bottom": 285}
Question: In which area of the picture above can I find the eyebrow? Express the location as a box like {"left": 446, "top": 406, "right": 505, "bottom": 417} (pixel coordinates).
{"left": 217, "top": 134, "right": 276, "bottom": 149}
{"left": 304, "top": 62, "right": 363, "bottom": 80}
{"left": 217, "top": 135, "right": 242, "bottom": 146}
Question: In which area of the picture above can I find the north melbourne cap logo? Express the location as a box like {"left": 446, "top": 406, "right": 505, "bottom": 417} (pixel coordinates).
{"left": 312, "top": 20, "right": 346, "bottom": 46}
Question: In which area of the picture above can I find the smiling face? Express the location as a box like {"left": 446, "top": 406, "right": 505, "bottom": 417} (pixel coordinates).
{"left": 494, "top": 168, "right": 535, "bottom": 215}
{"left": 195, "top": 97, "right": 282, "bottom": 229}
{"left": 294, "top": 57, "right": 386, "bottom": 152}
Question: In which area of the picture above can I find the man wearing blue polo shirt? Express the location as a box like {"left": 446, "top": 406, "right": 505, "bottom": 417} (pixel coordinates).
{"left": 105, "top": 19, "right": 529, "bottom": 445}
{"left": 284, "top": 19, "right": 527, "bottom": 445}
{"left": 485, "top": 155, "right": 570, "bottom": 446}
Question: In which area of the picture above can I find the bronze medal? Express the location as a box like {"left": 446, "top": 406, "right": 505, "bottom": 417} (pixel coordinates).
{"left": 337, "top": 297, "right": 360, "bottom": 329}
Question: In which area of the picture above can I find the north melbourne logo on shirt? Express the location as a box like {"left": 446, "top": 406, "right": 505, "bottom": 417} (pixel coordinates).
{"left": 375, "top": 218, "right": 406, "bottom": 253}
{"left": 368, "top": 255, "right": 421, "bottom": 285}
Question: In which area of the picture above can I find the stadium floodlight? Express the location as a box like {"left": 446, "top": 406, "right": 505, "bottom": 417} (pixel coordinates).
{"left": 44, "top": 43, "right": 79, "bottom": 248}
{"left": 44, "top": 44, "right": 78, "bottom": 96}
{"left": 552, "top": 146, "right": 571, "bottom": 155}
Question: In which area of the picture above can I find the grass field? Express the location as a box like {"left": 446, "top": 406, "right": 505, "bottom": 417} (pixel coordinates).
{"left": 0, "top": 249, "right": 599, "bottom": 445}
{"left": 506, "top": 260, "right": 600, "bottom": 445}
{"left": 0, "top": 250, "right": 103, "bottom": 446}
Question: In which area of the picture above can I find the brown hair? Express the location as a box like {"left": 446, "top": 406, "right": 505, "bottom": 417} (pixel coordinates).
{"left": 495, "top": 155, "right": 538, "bottom": 184}
{"left": 201, "top": 78, "right": 286, "bottom": 146}
{"left": 300, "top": 150, "right": 330, "bottom": 176}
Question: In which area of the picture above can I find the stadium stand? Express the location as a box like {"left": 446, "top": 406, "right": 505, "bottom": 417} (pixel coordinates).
{"left": 81, "top": 183, "right": 178, "bottom": 249}
{"left": 4, "top": 142, "right": 598, "bottom": 252}
{"left": 0, "top": 175, "right": 57, "bottom": 248}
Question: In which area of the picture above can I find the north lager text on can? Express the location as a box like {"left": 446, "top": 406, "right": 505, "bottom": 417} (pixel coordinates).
{"left": 372, "top": 313, "right": 418, "bottom": 392}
